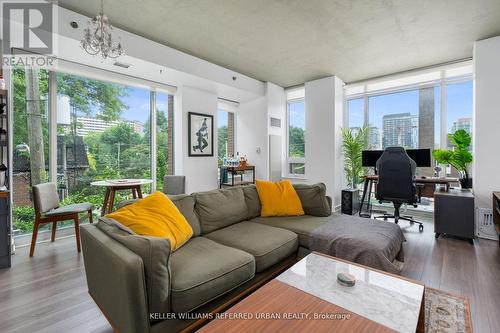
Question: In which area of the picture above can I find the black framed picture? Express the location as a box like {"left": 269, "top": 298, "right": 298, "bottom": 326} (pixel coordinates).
{"left": 188, "top": 112, "right": 214, "bottom": 157}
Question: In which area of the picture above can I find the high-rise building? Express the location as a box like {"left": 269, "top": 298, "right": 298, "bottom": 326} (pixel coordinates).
{"left": 368, "top": 126, "right": 381, "bottom": 149}
{"left": 451, "top": 117, "right": 472, "bottom": 135}
{"left": 382, "top": 113, "right": 419, "bottom": 148}
{"left": 75, "top": 117, "right": 144, "bottom": 136}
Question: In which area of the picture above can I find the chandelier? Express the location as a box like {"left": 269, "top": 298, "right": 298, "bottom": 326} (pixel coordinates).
{"left": 81, "top": 0, "right": 124, "bottom": 59}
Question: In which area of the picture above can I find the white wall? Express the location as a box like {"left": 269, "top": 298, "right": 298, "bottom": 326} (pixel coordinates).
{"left": 304, "top": 76, "right": 344, "bottom": 207}
{"left": 473, "top": 36, "right": 500, "bottom": 208}
{"left": 266, "top": 83, "right": 286, "bottom": 178}
{"left": 237, "top": 96, "right": 269, "bottom": 180}
{"left": 177, "top": 87, "right": 219, "bottom": 193}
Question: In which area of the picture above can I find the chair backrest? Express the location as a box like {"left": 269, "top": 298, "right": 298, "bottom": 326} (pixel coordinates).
{"left": 162, "top": 175, "right": 186, "bottom": 195}
{"left": 32, "top": 182, "right": 60, "bottom": 214}
{"left": 375, "top": 147, "right": 417, "bottom": 204}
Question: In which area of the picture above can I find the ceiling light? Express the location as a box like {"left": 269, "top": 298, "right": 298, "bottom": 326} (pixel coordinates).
{"left": 81, "top": 0, "right": 124, "bottom": 59}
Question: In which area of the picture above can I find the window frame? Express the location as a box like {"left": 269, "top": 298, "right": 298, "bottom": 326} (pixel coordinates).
{"left": 345, "top": 72, "right": 473, "bottom": 152}
{"left": 286, "top": 97, "right": 306, "bottom": 178}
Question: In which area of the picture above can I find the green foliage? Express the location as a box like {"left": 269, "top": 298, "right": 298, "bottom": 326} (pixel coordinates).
{"left": 342, "top": 126, "right": 369, "bottom": 188}
{"left": 432, "top": 129, "right": 473, "bottom": 178}
{"left": 218, "top": 125, "right": 228, "bottom": 166}
{"left": 13, "top": 206, "right": 36, "bottom": 233}
{"left": 289, "top": 126, "right": 305, "bottom": 157}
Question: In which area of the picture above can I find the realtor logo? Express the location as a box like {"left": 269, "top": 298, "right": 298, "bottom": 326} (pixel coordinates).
{"left": 2, "top": 1, "right": 53, "bottom": 55}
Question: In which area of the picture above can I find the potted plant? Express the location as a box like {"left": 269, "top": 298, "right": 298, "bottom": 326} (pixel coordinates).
{"left": 432, "top": 129, "right": 473, "bottom": 188}
{"left": 341, "top": 126, "right": 369, "bottom": 189}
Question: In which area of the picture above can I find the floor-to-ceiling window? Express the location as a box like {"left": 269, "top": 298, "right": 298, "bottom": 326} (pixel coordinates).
{"left": 345, "top": 62, "right": 473, "bottom": 210}
{"left": 56, "top": 72, "right": 151, "bottom": 214}
{"left": 217, "top": 109, "right": 235, "bottom": 166}
{"left": 12, "top": 66, "right": 50, "bottom": 235}
{"left": 286, "top": 92, "right": 306, "bottom": 176}
{"left": 155, "top": 91, "right": 175, "bottom": 190}
{"left": 11, "top": 66, "right": 175, "bottom": 238}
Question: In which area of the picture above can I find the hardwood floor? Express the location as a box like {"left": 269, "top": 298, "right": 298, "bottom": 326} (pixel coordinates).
{"left": 0, "top": 219, "right": 499, "bottom": 333}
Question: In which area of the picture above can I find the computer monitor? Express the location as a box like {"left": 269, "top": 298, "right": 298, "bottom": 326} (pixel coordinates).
{"left": 362, "top": 148, "right": 431, "bottom": 167}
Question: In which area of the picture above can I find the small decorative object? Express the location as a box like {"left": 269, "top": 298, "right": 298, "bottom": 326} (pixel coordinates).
{"left": 0, "top": 75, "right": 5, "bottom": 90}
{"left": 432, "top": 129, "right": 473, "bottom": 188}
{"left": 434, "top": 165, "right": 442, "bottom": 178}
{"left": 337, "top": 272, "right": 356, "bottom": 287}
{"left": 188, "top": 112, "right": 214, "bottom": 157}
{"left": 81, "top": 0, "right": 124, "bottom": 59}
{"left": 0, "top": 103, "right": 6, "bottom": 114}
{"left": 239, "top": 155, "right": 248, "bottom": 167}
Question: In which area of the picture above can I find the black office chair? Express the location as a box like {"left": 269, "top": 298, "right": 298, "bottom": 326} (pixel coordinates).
{"left": 374, "top": 147, "right": 424, "bottom": 232}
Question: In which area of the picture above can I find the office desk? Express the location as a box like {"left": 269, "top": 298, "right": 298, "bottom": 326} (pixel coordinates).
{"left": 359, "top": 176, "right": 458, "bottom": 217}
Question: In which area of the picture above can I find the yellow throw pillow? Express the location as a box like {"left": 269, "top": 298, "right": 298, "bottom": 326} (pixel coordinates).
{"left": 255, "top": 180, "right": 305, "bottom": 217}
{"left": 106, "top": 191, "right": 193, "bottom": 251}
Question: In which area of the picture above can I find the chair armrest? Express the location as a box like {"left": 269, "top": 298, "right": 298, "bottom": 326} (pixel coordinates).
{"left": 81, "top": 224, "right": 151, "bottom": 333}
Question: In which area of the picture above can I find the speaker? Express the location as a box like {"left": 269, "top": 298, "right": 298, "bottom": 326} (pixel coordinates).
{"left": 341, "top": 189, "right": 360, "bottom": 215}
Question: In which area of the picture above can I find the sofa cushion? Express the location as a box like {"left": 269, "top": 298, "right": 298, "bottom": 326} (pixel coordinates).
{"left": 256, "top": 180, "right": 305, "bottom": 217}
{"left": 170, "top": 237, "right": 255, "bottom": 313}
{"left": 106, "top": 192, "right": 193, "bottom": 251}
{"left": 252, "top": 215, "right": 333, "bottom": 248}
{"left": 204, "top": 222, "right": 298, "bottom": 272}
{"left": 242, "top": 185, "right": 261, "bottom": 220}
{"left": 194, "top": 187, "right": 248, "bottom": 234}
{"left": 96, "top": 219, "right": 172, "bottom": 316}
{"left": 293, "top": 183, "right": 331, "bottom": 217}
{"left": 169, "top": 194, "right": 202, "bottom": 237}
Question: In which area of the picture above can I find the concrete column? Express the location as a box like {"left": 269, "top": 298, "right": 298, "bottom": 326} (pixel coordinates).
{"left": 419, "top": 87, "right": 435, "bottom": 176}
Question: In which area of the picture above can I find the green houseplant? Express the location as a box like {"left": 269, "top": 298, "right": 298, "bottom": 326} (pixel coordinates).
{"left": 341, "top": 126, "right": 369, "bottom": 188}
{"left": 432, "top": 129, "right": 473, "bottom": 188}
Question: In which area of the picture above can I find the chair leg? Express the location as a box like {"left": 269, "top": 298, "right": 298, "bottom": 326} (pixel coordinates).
{"left": 74, "top": 215, "right": 81, "bottom": 253}
{"left": 29, "top": 222, "right": 40, "bottom": 257}
{"left": 88, "top": 210, "right": 94, "bottom": 224}
{"left": 51, "top": 222, "right": 57, "bottom": 242}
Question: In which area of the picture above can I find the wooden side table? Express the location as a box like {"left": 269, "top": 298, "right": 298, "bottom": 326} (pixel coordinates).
{"left": 91, "top": 179, "right": 153, "bottom": 216}
{"left": 220, "top": 165, "right": 255, "bottom": 188}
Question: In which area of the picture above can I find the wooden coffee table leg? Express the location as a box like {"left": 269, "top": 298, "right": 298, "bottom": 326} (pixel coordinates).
{"left": 417, "top": 286, "right": 426, "bottom": 333}
{"left": 136, "top": 186, "right": 143, "bottom": 198}
{"left": 108, "top": 188, "right": 116, "bottom": 214}
{"left": 101, "top": 188, "right": 110, "bottom": 216}
{"left": 132, "top": 187, "right": 137, "bottom": 199}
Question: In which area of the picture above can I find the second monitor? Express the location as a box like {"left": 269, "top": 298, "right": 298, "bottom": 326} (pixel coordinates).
{"left": 362, "top": 148, "right": 431, "bottom": 167}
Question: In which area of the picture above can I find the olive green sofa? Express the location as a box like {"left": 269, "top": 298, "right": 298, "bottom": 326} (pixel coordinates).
{"left": 81, "top": 183, "right": 332, "bottom": 333}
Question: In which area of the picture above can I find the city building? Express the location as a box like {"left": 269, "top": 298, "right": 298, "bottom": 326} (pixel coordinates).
{"left": 76, "top": 117, "right": 144, "bottom": 136}
{"left": 451, "top": 117, "right": 472, "bottom": 134}
{"left": 382, "top": 113, "right": 419, "bottom": 148}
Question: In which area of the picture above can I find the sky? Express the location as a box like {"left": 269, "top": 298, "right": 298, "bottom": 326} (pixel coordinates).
{"left": 348, "top": 80, "right": 473, "bottom": 145}
{"left": 289, "top": 100, "right": 305, "bottom": 129}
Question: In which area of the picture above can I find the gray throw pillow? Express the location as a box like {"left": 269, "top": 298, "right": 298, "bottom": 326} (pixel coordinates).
{"left": 293, "top": 183, "right": 331, "bottom": 217}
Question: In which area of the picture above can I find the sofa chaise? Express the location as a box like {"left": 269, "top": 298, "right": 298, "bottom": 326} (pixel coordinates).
{"left": 81, "top": 183, "right": 404, "bottom": 333}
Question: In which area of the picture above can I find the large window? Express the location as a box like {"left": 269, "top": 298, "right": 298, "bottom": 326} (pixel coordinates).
{"left": 346, "top": 64, "right": 472, "bottom": 178}
{"left": 287, "top": 98, "right": 305, "bottom": 176}
{"left": 12, "top": 67, "right": 50, "bottom": 235}
{"left": 217, "top": 109, "right": 235, "bottom": 166}
{"left": 12, "top": 66, "right": 175, "bottom": 237}
{"left": 56, "top": 72, "right": 152, "bottom": 211}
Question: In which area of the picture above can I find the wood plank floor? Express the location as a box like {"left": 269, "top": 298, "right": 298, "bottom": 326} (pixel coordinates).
{"left": 0, "top": 219, "right": 499, "bottom": 333}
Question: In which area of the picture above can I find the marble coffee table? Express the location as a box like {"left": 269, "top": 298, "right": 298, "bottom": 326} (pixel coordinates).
{"left": 200, "top": 252, "right": 425, "bottom": 333}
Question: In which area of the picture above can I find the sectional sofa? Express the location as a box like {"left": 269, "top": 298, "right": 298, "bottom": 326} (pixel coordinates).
{"left": 81, "top": 183, "right": 334, "bottom": 332}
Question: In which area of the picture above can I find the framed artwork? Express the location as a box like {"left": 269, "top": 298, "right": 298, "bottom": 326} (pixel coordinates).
{"left": 188, "top": 112, "right": 214, "bottom": 157}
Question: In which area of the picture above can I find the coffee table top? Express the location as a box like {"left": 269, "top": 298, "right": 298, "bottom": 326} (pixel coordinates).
{"left": 276, "top": 253, "right": 424, "bottom": 333}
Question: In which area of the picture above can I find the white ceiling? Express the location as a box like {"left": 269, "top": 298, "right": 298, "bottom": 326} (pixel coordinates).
{"left": 57, "top": 0, "right": 500, "bottom": 87}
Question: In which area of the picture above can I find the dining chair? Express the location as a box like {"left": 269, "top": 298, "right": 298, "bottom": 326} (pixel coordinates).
{"left": 30, "top": 182, "right": 94, "bottom": 257}
{"left": 163, "top": 175, "right": 186, "bottom": 195}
